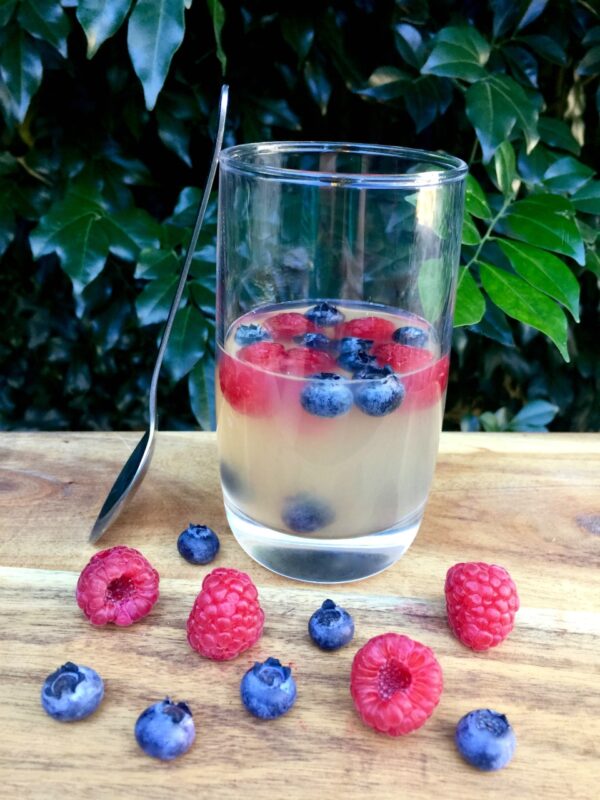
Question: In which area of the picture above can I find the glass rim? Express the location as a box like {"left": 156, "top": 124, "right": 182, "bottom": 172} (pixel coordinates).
{"left": 219, "top": 141, "right": 468, "bottom": 187}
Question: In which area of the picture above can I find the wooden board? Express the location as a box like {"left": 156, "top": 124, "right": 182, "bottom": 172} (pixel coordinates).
{"left": 0, "top": 432, "right": 599, "bottom": 799}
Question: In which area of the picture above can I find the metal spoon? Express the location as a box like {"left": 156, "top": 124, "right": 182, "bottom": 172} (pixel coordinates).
{"left": 89, "top": 85, "right": 229, "bottom": 544}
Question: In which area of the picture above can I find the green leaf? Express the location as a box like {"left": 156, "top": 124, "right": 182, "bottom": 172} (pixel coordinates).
{"left": 0, "top": 27, "right": 43, "bottom": 123}
{"left": 465, "top": 174, "right": 491, "bottom": 219}
{"left": 479, "top": 261, "right": 569, "bottom": 360}
{"left": 304, "top": 59, "right": 332, "bottom": 115}
{"left": 164, "top": 304, "right": 208, "bottom": 382}
{"left": 542, "top": 156, "right": 595, "bottom": 194}
{"left": 583, "top": 27, "right": 600, "bottom": 46}
{"left": 189, "top": 280, "right": 216, "bottom": 315}
{"left": 494, "top": 140, "right": 517, "bottom": 196}
{"left": 577, "top": 45, "right": 600, "bottom": 77}
{"left": 454, "top": 267, "right": 485, "bottom": 327}
{"left": 571, "top": 181, "right": 600, "bottom": 215}
{"left": 403, "top": 75, "right": 452, "bottom": 133}
{"left": 0, "top": 0, "right": 18, "bottom": 28}
{"left": 281, "top": 15, "right": 314, "bottom": 62}
{"left": 421, "top": 25, "right": 490, "bottom": 82}
{"left": 471, "top": 297, "right": 515, "bottom": 346}
{"left": 188, "top": 357, "right": 216, "bottom": 430}
{"left": 135, "top": 248, "right": 179, "bottom": 279}
{"left": 461, "top": 213, "right": 481, "bottom": 245}
{"left": 76, "top": 0, "right": 133, "bottom": 59}
{"left": 585, "top": 247, "right": 600, "bottom": 277}
{"left": 107, "top": 207, "right": 160, "bottom": 257}
{"left": 466, "top": 75, "right": 539, "bottom": 163}
{"left": 127, "top": 0, "right": 186, "bottom": 110}
{"left": 515, "top": 0, "right": 548, "bottom": 32}
{"left": 537, "top": 118, "right": 580, "bottom": 155}
{"left": 356, "top": 66, "right": 410, "bottom": 101}
{"left": 502, "top": 44, "right": 538, "bottom": 88}
{"left": 495, "top": 194, "right": 584, "bottom": 264}
{"left": 497, "top": 239, "right": 580, "bottom": 320}
{"left": 509, "top": 399, "right": 558, "bottom": 431}
{"left": 518, "top": 34, "right": 566, "bottom": 65}
{"left": 206, "top": 0, "right": 226, "bottom": 73}
{"left": 517, "top": 142, "right": 557, "bottom": 186}
{"left": 18, "top": 0, "right": 71, "bottom": 58}
{"left": 417, "top": 258, "right": 446, "bottom": 323}
{"left": 393, "top": 23, "right": 425, "bottom": 69}
{"left": 135, "top": 273, "right": 179, "bottom": 325}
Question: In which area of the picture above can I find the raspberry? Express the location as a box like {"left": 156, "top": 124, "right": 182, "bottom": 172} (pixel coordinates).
{"left": 373, "top": 342, "right": 433, "bottom": 373}
{"left": 218, "top": 352, "right": 278, "bottom": 415}
{"left": 238, "top": 342, "right": 286, "bottom": 371}
{"left": 284, "top": 347, "right": 337, "bottom": 376}
{"left": 445, "top": 562, "right": 519, "bottom": 651}
{"left": 350, "top": 633, "right": 443, "bottom": 736}
{"left": 402, "top": 354, "right": 450, "bottom": 409}
{"left": 341, "top": 316, "right": 395, "bottom": 341}
{"left": 76, "top": 546, "right": 159, "bottom": 626}
{"left": 187, "top": 567, "right": 265, "bottom": 661}
{"left": 265, "top": 312, "right": 316, "bottom": 339}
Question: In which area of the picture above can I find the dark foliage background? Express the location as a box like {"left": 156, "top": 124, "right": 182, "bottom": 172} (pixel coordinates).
{"left": 0, "top": 0, "right": 598, "bottom": 432}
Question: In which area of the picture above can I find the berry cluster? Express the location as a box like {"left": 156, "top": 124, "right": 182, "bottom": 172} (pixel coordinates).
{"left": 219, "top": 302, "right": 449, "bottom": 418}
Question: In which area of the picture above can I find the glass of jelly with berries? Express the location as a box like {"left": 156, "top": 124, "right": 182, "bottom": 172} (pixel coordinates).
{"left": 216, "top": 142, "right": 467, "bottom": 583}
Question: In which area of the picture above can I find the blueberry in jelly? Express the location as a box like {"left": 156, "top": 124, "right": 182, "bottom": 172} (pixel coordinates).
{"left": 234, "top": 323, "right": 272, "bottom": 346}
{"left": 352, "top": 364, "right": 393, "bottom": 380}
{"left": 305, "top": 302, "right": 344, "bottom": 327}
{"left": 353, "top": 374, "right": 405, "bottom": 417}
{"left": 300, "top": 372, "right": 353, "bottom": 418}
{"left": 338, "top": 337, "right": 374, "bottom": 355}
{"left": 293, "top": 332, "right": 332, "bottom": 351}
{"left": 392, "top": 326, "right": 429, "bottom": 348}
{"left": 337, "top": 349, "right": 377, "bottom": 373}
{"left": 282, "top": 494, "right": 335, "bottom": 533}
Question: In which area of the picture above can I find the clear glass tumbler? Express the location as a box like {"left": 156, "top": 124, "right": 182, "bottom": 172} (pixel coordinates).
{"left": 216, "top": 142, "right": 466, "bottom": 583}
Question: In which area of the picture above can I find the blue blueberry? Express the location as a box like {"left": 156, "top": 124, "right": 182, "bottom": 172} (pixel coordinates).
{"left": 282, "top": 493, "right": 335, "bottom": 533}
{"left": 135, "top": 698, "right": 196, "bottom": 761}
{"left": 293, "top": 332, "right": 333, "bottom": 351}
{"left": 338, "top": 336, "right": 374, "bottom": 356}
{"left": 300, "top": 372, "right": 353, "bottom": 418}
{"left": 337, "top": 347, "right": 377, "bottom": 372}
{"left": 305, "top": 301, "right": 345, "bottom": 327}
{"left": 308, "top": 599, "right": 355, "bottom": 651}
{"left": 352, "top": 364, "right": 393, "bottom": 380}
{"left": 234, "top": 323, "right": 272, "bottom": 346}
{"left": 240, "top": 657, "right": 297, "bottom": 720}
{"left": 353, "top": 374, "right": 405, "bottom": 416}
{"left": 392, "top": 325, "right": 429, "bottom": 348}
{"left": 177, "top": 523, "right": 220, "bottom": 565}
{"left": 455, "top": 709, "right": 516, "bottom": 771}
{"left": 41, "top": 662, "right": 104, "bottom": 722}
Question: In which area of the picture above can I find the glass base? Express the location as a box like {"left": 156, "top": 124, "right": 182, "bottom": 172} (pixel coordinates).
{"left": 224, "top": 500, "right": 422, "bottom": 584}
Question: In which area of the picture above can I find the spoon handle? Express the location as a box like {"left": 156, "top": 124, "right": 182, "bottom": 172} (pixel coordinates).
{"left": 148, "top": 84, "right": 229, "bottom": 426}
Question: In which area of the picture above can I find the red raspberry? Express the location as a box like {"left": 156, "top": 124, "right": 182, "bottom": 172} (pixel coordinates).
{"left": 445, "top": 562, "right": 520, "bottom": 651}
{"left": 402, "top": 354, "right": 450, "bottom": 409}
{"left": 341, "top": 316, "right": 395, "bottom": 341}
{"left": 264, "top": 312, "right": 316, "bottom": 339}
{"left": 76, "top": 546, "right": 159, "bottom": 626}
{"left": 238, "top": 342, "right": 286, "bottom": 371}
{"left": 187, "top": 567, "right": 265, "bottom": 661}
{"left": 350, "top": 633, "right": 443, "bottom": 736}
{"left": 373, "top": 342, "right": 433, "bottom": 373}
{"left": 284, "top": 347, "right": 337, "bottom": 375}
{"left": 218, "top": 352, "right": 278, "bottom": 416}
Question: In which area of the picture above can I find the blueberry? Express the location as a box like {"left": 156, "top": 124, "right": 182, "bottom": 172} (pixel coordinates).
{"left": 338, "top": 337, "right": 374, "bottom": 355}
{"left": 300, "top": 372, "right": 353, "bottom": 418}
{"left": 305, "top": 301, "right": 345, "bottom": 327}
{"left": 308, "top": 599, "right": 355, "bottom": 651}
{"left": 234, "top": 323, "right": 272, "bottom": 346}
{"left": 352, "top": 364, "right": 393, "bottom": 380}
{"left": 392, "top": 325, "right": 429, "bottom": 348}
{"left": 282, "top": 493, "right": 335, "bottom": 533}
{"left": 455, "top": 709, "right": 516, "bottom": 771}
{"left": 293, "top": 332, "right": 333, "bottom": 351}
{"left": 135, "top": 698, "right": 196, "bottom": 761}
{"left": 240, "top": 657, "right": 297, "bottom": 720}
{"left": 353, "top": 374, "right": 405, "bottom": 417}
{"left": 337, "top": 348, "right": 377, "bottom": 372}
{"left": 41, "top": 662, "right": 104, "bottom": 722}
{"left": 177, "top": 523, "right": 220, "bottom": 565}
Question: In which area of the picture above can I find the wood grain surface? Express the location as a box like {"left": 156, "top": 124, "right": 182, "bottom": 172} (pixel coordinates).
{"left": 0, "top": 431, "right": 599, "bottom": 799}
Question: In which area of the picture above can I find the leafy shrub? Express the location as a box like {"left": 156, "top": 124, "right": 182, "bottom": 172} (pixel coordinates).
{"left": 0, "top": 0, "right": 598, "bottom": 431}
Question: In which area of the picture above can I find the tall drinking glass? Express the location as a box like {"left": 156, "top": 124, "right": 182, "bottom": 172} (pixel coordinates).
{"left": 216, "top": 142, "right": 466, "bottom": 583}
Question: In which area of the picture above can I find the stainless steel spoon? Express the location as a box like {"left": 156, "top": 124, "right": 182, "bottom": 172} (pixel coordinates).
{"left": 89, "top": 84, "right": 229, "bottom": 544}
